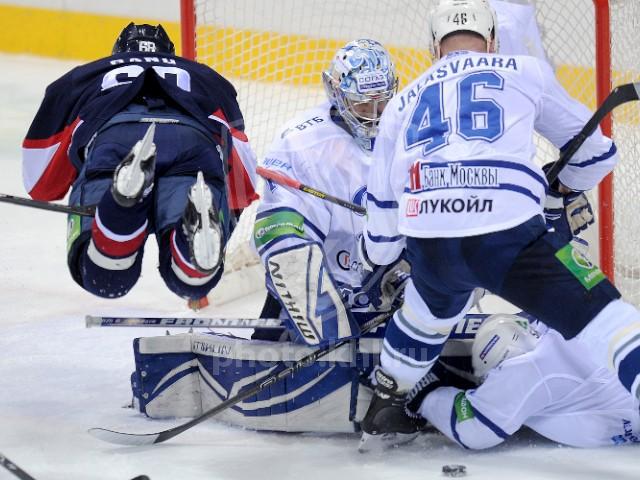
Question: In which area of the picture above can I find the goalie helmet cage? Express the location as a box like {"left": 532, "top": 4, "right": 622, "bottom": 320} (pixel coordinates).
{"left": 180, "top": 0, "right": 640, "bottom": 305}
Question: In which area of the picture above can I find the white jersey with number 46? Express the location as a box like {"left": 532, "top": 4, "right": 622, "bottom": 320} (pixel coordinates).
{"left": 365, "top": 51, "right": 617, "bottom": 265}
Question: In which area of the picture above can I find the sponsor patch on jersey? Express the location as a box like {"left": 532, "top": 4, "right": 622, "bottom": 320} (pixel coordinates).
{"left": 555, "top": 244, "right": 606, "bottom": 290}
{"left": 254, "top": 211, "right": 305, "bottom": 247}
{"left": 409, "top": 161, "right": 500, "bottom": 193}
{"left": 454, "top": 392, "right": 475, "bottom": 422}
{"left": 263, "top": 157, "right": 292, "bottom": 171}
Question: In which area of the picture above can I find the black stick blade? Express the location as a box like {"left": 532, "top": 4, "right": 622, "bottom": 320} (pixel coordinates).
{"left": 88, "top": 427, "right": 161, "bottom": 446}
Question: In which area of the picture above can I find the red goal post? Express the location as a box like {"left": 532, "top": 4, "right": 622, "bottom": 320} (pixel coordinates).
{"left": 180, "top": 0, "right": 640, "bottom": 303}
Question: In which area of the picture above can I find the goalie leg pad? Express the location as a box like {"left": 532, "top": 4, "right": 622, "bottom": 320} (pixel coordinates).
{"left": 131, "top": 332, "right": 379, "bottom": 432}
{"left": 266, "top": 243, "right": 360, "bottom": 345}
{"left": 129, "top": 314, "right": 503, "bottom": 432}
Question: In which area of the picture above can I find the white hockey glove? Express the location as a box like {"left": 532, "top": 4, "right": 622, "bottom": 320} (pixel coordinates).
{"left": 265, "top": 243, "right": 360, "bottom": 346}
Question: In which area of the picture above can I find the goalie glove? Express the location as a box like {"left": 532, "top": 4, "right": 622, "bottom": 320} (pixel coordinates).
{"left": 265, "top": 242, "right": 360, "bottom": 346}
{"left": 358, "top": 257, "right": 411, "bottom": 313}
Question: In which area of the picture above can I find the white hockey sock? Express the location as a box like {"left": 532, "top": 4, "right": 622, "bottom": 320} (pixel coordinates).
{"left": 380, "top": 281, "right": 473, "bottom": 391}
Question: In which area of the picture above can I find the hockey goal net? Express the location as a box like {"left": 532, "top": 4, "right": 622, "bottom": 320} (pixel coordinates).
{"left": 181, "top": 0, "right": 640, "bottom": 305}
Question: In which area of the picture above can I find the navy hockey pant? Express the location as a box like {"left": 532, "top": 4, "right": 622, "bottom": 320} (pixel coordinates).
{"left": 67, "top": 120, "right": 228, "bottom": 300}
{"left": 406, "top": 215, "right": 620, "bottom": 339}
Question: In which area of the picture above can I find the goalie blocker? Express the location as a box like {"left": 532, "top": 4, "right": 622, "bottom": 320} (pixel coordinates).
{"left": 128, "top": 313, "right": 527, "bottom": 433}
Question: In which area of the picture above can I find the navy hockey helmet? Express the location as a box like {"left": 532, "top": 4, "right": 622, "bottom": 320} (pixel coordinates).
{"left": 112, "top": 22, "right": 175, "bottom": 55}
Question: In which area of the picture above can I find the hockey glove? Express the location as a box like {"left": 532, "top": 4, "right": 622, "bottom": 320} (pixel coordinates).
{"left": 360, "top": 256, "right": 411, "bottom": 313}
{"left": 405, "top": 360, "right": 478, "bottom": 415}
{"left": 542, "top": 163, "right": 594, "bottom": 242}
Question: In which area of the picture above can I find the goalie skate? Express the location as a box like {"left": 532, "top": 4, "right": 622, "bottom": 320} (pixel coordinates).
{"left": 112, "top": 123, "right": 157, "bottom": 207}
{"left": 182, "top": 171, "right": 223, "bottom": 275}
{"left": 358, "top": 368, "right": 425, "bottom": 452}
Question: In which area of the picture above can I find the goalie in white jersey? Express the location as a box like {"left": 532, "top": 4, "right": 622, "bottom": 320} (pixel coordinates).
{"left": 359, "top": 0, "right": 640, "bottom": 447}
{"left": 253, "top": 39, "right": 408, "bottom": 345}
{"left": 413, "top": 314, "right": 640, "bottom": 448}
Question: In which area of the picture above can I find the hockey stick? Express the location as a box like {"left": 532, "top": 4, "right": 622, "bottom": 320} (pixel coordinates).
{"left": 0, "top": 453, "right": 37, "bottom": 480}
{"left": 85, "top": 315, "right": 282, "bottom": 329}
{"left": 257, "top": 166, "right": 366, "bottom": 215}
{"left": 545, "top": 82, "right": 640, "bottom": 184}
{"left": 88, "top": 311, "right": 390, "bottom": 446}
{"left": 0, "top": 193, "right": 95, "bottom": 216}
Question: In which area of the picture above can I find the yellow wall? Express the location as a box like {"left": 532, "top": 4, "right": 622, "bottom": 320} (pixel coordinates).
{"left": 0, "top": 4, "right": 181, "bottom": 60}
{"left": 0, "top": 4, "right": 602, "bottom": 113}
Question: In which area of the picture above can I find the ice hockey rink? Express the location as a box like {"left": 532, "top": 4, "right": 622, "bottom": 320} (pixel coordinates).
{"left": 0, "top": 52, "right": 638, "bottom": 480}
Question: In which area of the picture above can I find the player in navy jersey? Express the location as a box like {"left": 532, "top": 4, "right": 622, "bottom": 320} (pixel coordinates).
{"left": 22, "top": 23, "right": 257, "bottom": 303}
{"left": 358, "top": 0, "right": 640, "bottom": 450}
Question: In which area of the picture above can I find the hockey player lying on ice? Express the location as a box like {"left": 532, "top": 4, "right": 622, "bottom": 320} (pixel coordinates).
{"left": 410, "top": 314, "right": 640, "bottom": 448}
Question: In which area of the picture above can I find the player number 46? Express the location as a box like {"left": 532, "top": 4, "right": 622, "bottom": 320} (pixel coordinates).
{"left": 405, "top": 71, "right": 505, "bottom": 154}
{"left": 452, "top": 12, "right": 468, "bottom": 25}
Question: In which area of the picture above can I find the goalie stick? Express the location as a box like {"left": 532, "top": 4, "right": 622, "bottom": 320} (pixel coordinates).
{"left": 545, "top": 82, "right": 640, "bottom": 183}
{"left": 0, "top": 193, "right": 95, "bottom": 216}
{"left": 88, "top": 311, "right": 391, "bottom": 446}
{"left": 85, "top": 315, "right": 282, "bottom": 329}
{"left": 0, "top": 453, "right": 37, "bottom": 480}
{"left": 257, "top": 166, "right": 366, "bottom": 215}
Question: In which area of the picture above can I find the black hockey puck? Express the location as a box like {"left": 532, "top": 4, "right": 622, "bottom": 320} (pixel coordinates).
{"left": 130, "top": 476, "right": 150, "bottom": 480}
{"left": 442, "top": 464, "right": 466, "bottom": 477}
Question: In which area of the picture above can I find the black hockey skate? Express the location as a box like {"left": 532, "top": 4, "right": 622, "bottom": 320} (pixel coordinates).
{"left": 358, "top": 367, "right": 426, "bottom": 452}
{"left": 112, "top": 123, "right": 157, "bottom": 207}
{"left": 181, "top": 171, "right": 223, "bottom": 275}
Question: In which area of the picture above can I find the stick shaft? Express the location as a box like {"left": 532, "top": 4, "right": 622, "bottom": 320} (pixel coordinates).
{"left": 545, "top": 82, "right": 640, "bottom": 184}
{"left": 85, "top": 315, "right": 283, "bottom": 329}
{"left": 257, "top": 167, "right": 366, "bottom": 215}
{"left": 0, "top": 194, "right": 95, "bottom": 216}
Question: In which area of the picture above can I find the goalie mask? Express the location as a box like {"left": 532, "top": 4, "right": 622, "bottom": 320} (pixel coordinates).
{"left": 471, "top": 314, "right": 540, "bottom": 379}
{"left": 112, "top": 22, "right": 175, "bottom": 55}
{"left": 323, "top": 39, "right": 398, "bottom": 152}
{"left": 427, "top": 0, "right": 499, "bottom": 59}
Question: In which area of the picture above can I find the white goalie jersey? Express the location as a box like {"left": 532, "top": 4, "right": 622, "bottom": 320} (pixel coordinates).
{"left": 254, "top": 102, "right": 373, "bottom": 311}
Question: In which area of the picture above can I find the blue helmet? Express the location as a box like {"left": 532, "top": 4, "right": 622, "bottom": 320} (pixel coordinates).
{"left": 323, "top": 39, "right": 398, "bottom": 152}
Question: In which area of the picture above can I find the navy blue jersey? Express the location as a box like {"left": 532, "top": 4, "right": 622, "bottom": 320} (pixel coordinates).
{"left": 22, "top": 52, "right": 257, "bottom": 209}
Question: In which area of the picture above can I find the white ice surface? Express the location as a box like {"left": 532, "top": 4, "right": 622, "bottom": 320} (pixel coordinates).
{"left": 0, "top": 53, "right": 638, "bottom": 480}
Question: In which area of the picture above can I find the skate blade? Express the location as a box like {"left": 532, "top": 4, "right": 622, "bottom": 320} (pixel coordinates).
{"left": 358, "top": 431, "right": 419, "bottom": 453}
{"left": 190, "top": 172, "right": 220, "bottom": 272}
{"left": 116, "top": 123, "right": 157, "bottom": 199}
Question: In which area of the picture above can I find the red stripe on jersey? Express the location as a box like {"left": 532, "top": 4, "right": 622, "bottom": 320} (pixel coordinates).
{"left": 23, "top": 118, "right": 82, "bottom": 201}
{"left": 211, "top": 108, "right": 249, "bottom": 142}
{"left": 170, "top": 230, "right": 211, "bottom": 279}
{"left": 227, "top": 147, "right": 259, "bottom": 209}
{"left": 91, "top": 220, "right": 147, "bottom": 258}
